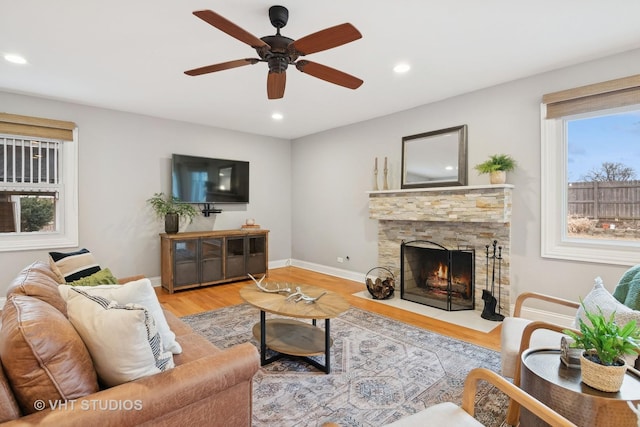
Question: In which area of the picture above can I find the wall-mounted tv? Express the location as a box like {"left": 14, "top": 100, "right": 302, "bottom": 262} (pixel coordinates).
{"left": 171, "top": 154, "right": 249, "bottom": 204}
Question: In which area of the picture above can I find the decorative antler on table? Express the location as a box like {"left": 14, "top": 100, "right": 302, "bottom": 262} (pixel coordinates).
{"left": 248, "top": 274, "right": 291, "bottom": 294}
{"left": 249, "top": 274, "right": 326, "bottom": 303}
{"left": 286, "top": 287, "right": 327, "bottom": 304}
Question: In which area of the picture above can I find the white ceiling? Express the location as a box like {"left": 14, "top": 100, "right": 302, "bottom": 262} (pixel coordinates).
{"left": 2, "top": 1, "right": 640, "bottom": 140}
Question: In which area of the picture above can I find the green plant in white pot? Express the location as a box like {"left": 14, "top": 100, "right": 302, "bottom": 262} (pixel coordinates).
{"left": 564, "top": 306, "right": 640, "bottom": 392}
{"left": 474, "top": 154, "right": 517, "bottom": 184}
{"left": 147, "top": 192, "right": 199, "bottom": 234}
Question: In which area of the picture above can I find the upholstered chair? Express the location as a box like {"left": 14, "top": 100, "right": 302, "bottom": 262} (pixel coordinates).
{"left": 500, "top": 292, "right": 579, "bottom": 379}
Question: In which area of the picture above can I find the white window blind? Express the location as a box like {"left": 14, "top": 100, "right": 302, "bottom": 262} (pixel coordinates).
{"left": 1, "top": 136, "right": 61, "bottom": 192}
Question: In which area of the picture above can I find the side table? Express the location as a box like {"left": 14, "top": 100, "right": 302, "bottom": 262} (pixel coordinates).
{"left": 520, "top": 348, "right": 640, "bottom": 427}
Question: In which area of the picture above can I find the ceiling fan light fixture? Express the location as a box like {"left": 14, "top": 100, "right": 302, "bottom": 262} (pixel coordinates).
{"left": 271, "top": 112, "right": 284, "bottom": 120}
{"left": 393, "top": 63, "right": 411, "bottom": 73}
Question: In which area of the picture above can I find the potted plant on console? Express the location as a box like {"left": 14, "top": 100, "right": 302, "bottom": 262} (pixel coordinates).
{"left": 474, "top": 154, "right": 516, "bottom": 184}
{"left": 564, "top": 306, "right": 640, "bottom": 392}
{"left": 147, "top": 192, "right": 199, "bottom": 234}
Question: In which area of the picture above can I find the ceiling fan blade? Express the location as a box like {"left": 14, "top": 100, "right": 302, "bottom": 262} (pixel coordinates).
{"left": 296, "top": 60, "right": 363, "bottom": 90}
{"left": 193, "top": 10, "right": 268, "bottom": 49}
{"left": 185, "top": 59, "right": 259, "bottom": 76}
{"left": 267, "top": 72, "right": 286, "bottom": 99}
{"left": 289, "top": 23, "right": 362, "bottom": 56}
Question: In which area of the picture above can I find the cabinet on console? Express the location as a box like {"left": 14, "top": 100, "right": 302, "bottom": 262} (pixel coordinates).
{"left": 161, "top": 229, "right": 269, "bottom": 293}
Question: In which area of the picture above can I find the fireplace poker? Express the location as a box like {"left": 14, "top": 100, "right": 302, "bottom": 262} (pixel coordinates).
{"left": 485, "top": 245, "right": 490, "bottom": 291}
{"left": 491, "top": 240, "right": 497, "bottom": 297}
{"left": 498, "top": 245, "right": 503, "bottom": 314}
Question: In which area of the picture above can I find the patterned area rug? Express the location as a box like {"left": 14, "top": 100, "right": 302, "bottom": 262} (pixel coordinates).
{"left": 181, "top": 304, "right": 508, "bottom": 427}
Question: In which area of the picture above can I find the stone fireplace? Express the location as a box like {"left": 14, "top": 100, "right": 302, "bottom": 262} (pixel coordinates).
{"left": 368, "top": 185, "right": 512, "bottom": 315}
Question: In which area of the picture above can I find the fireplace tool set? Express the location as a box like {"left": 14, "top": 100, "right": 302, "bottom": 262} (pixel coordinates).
{"left": 481, "top": 240, "right": 505, "bottom": 321}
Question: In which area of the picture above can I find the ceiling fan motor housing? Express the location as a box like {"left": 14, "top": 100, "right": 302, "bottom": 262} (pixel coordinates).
{"left": 259, "top": 33, "right": 297, "bottom": 73}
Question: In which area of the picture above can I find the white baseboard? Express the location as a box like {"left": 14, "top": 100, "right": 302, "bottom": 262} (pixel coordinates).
{"left": 288, "top": 259, "right": 365, "bottom": 284}
{"left": 519, "top": 306, "right": 575, "bottom": 328}
{"left": 269, "top": 258, "right": 291, "bottom": 269}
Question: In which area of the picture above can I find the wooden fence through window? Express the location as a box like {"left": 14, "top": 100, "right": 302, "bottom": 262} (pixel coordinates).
{"left": 568, "top": 181, "right": 640, "bottom": 220}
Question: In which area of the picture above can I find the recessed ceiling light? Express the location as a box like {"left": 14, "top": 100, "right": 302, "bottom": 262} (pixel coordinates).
{"left": 393, "top": 63, "right": 410, "bottom": 73}
{"left": 271, "top": 113, "right": 283, "bottom": 120}
{"left": 4, "top": 54, "right": 27, "bottom": 65}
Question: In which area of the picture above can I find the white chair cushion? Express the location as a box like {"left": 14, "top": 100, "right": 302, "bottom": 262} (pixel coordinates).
{"left": 500, "top": 317, "right": 565, "bottom": 378}
{"left": 384, "top": 402, "right": 483, "bottom": 426}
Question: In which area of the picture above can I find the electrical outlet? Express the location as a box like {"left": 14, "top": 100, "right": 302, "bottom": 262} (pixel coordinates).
{"left": 337, "top": 257, "right": 344, "bottom": 263}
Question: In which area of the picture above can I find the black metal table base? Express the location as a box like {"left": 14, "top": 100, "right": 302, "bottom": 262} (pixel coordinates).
{"left": 259, "top": 311, "right": 332, "bottom": 373}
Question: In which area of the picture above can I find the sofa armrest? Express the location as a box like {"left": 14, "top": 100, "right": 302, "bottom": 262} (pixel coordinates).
{"left": 1, "top": 343, "right": 259, "bottom": 427}
{"left": 513, "top": 292, "right": 580, "bottom": 317}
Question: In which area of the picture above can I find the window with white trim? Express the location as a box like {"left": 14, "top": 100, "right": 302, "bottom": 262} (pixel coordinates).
{"left": 0, "top": 113, "right": 78, "bottom": 252}
{"left": 541, "top": 75, "right": 640, "bottom": 265}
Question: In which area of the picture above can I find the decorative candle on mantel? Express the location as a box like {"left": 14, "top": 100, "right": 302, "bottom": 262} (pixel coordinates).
{"left": 383, "top": 156, "right": 389, "bottom": 190}
{"left": 373, "top": 157, "right": 379, "bottom": 191}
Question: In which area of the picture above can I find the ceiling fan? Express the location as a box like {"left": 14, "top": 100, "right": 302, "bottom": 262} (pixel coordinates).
{"left": 184, "top": 5, "right": 364, "bottom": 100}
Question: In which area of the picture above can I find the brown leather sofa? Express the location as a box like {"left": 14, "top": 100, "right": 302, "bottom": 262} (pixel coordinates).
{"left": 0, "top": 261, "right": 260, "bottom": 426}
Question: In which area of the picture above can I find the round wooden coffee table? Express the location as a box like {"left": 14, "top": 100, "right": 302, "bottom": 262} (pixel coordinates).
{"left": 239, "top": 283, "right": 349, "bottom": 373}
{"left": 520, "top": 348, "right": 640, "bottom": 426}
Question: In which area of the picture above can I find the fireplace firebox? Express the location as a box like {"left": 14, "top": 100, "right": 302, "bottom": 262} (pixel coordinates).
{"left": 401, "top": 240, "right": 475, "bottom": 311}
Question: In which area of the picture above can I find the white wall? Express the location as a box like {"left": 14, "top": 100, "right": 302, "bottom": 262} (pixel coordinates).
{"left": 0, "top": 92, "right": 292, "bottom": 292}
{"left": 291, "top": 48, "right": 640, "bottom": 309}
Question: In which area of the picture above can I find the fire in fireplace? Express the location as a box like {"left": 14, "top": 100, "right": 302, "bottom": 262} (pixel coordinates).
{"left": 401, "top": 240, "right": 475, "bottom": 311}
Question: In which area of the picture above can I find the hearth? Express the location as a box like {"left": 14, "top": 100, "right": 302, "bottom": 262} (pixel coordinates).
{"left": 401, "top": 240, "right": 475, "bottom": 311}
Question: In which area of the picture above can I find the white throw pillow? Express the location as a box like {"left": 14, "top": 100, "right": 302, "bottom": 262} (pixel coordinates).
{"left": 576, "top": 277, "right": 640, "bottom": 328}
{"left": 66, "top": 288, "right": 174, "bottom": 387}
{"left": 59, "top": 278, "right": 182, "bottom": 354}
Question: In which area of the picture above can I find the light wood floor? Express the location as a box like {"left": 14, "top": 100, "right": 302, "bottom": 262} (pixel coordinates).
{"left": 156, "top": 266, "right": 501, "bottom": 351}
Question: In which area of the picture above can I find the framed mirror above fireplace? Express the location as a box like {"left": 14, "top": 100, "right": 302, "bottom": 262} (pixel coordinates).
{"left": 401, "top": 125, "right": 468, "bottom": 188}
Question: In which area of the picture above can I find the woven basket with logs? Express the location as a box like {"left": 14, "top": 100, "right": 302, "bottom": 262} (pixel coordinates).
{"left": 365, "top": 267, "right": 395, "bottom": 300}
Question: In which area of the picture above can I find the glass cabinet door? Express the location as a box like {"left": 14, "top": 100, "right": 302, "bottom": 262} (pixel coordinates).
{"left": 226, "top": 237, "right": 246, "bottom": 278}
{"left": 173, "top": 239, "right": 198, "bottom": 287}
{"left": 247, "top": 235, "right": 266, "bottom": 275}
{"left": 201, "top": 238, "right": 223, "bottom": 283}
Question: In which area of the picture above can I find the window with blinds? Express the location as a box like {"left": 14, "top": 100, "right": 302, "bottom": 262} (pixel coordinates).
{"left": 0, "top": 113, "right": 78, "bottom": 251}
{"left": 0, "top": 136, "right": 61, "bottom": 233}
{"left": 541, "top": 74, "right": 640, "bottom": 265}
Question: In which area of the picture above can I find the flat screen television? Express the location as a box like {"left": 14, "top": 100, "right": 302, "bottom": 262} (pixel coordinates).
{"left": 171, "top": 154, "right": 249, "bottom": 204}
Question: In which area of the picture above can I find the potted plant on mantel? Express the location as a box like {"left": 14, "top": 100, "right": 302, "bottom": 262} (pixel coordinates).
{"left": 474, "top": 154, "right": 517, "bottom": 184}
{"left": 564, "top": 306, "right": 640, "bottom": 392}
{"left": 147, "top": 192, "right": 199, "bottom": 234}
